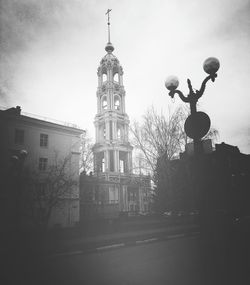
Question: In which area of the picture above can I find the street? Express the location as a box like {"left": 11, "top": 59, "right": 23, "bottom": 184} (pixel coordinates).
{"left": 2, "top": 218, "right": 250, "bottom": 285}
{"left": 44, "top": 231, "right": 250, "bottom": 285}
{"left": 42, "top": 236, "right": 202, "bottom": 285}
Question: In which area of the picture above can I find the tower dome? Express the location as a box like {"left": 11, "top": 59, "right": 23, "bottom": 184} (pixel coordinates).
{"left": 100, "top": 51, "right": 119, "bottom": 67}
{"left": 105, "top": 42, "right": 114, "bottom": 53}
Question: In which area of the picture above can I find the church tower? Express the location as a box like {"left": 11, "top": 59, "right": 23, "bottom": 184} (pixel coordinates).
{"left": 82, "top": 10, "right": 150, "bottom": 216}
{"left": 93, "top": 11, "right": 133, "bottom": 177}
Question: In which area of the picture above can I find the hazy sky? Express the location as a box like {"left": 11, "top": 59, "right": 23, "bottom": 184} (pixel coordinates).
{"left": 1, "top": 0, "right": 250, "bottom": 153}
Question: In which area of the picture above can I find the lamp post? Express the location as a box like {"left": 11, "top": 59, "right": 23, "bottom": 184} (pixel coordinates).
{"left": 165, "top": 59, "right": 223, "bottom": 280}
{"left": 165, "top": 57, "right": 220, "bottom": 156}
{"left": 11, "top": 149, "right": 28, "bottom": 231}
{"left": 165, "top": 57, "right": 220, "bottom": 229}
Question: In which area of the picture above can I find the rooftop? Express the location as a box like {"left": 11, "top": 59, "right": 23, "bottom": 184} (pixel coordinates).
{"left": 0, "top": 106, "right": 84, "bottom": 131}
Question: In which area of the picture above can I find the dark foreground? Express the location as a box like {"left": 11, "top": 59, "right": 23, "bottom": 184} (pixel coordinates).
{"left": 1, "top": 216, "right": 250, "bottom": 285}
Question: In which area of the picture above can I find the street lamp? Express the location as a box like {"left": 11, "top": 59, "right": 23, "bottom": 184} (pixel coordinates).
{"left": 165, "top": 57, "right": 220, "bottom": 155}
{"left": 11, "top": 149, "right": 28, "bottom": 231}
{"left": 165, "top": 58, "right": 220, "bottom": 246}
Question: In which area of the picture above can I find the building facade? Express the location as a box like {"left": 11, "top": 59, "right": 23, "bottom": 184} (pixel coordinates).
{"left": 0, "top": 106, "right": 84, "bottom": 229}
{"left": 80, "top": 35, "right": 150, "bottom": 220}
{"left": 155, "top": 141, "right": 250, "bottom": 215}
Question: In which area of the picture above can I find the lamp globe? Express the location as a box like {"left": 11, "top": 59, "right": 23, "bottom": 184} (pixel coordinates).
{"left": 165, "top": 76, "right": 179, "bottom": 91}
{"left": 203, "top": 57, "right": 220, "bottom": 75}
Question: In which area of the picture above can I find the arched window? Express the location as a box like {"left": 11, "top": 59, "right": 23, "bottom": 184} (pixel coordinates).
{"left": 117, "top": 128, "right": 121, "bottom": 140}
{"left": 102, "top": 158, "right": 105, "bottom": 172}
{"left": 102, "top": 67, "right": 107, "bottom": 83}
{"left": 103, "top": 126, "right": 106, "bottom": 139}
{"left": 119, "top": 151, "right": 127, "bottom": 173}
{"left": 113, "top": 73, "right": 119, "bottom": 82}
{"left": 119, "top": 160, "right": 124, "bottom": 173}
{"left": 114, "top": 95, "right": 120, "bottom": 110}
{"left": 102, "top": 73, "right": 107, "bottom": 82}
{"left": 102, "top": 96, "right": 107, "bottom": 110}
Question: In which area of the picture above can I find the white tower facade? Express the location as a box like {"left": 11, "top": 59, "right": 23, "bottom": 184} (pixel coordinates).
{"left": 93, "top": 41, "right": 133, "bottom": 176}
{"left": 87, "top": 12, "right": 150, "bottom": 215}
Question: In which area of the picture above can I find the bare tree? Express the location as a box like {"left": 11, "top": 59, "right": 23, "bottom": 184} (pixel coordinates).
{"left": 204, "top": 127, "right": 219, "bottom": 141}
{"left": 79, "top": 131, "right": 94, "bottom": 174}
{"left": 132, "top": 151, "right": 152, "bottom": 176}
{"left": 130, "top": 106, "right": 187, "bottom": 175}
{"left": 131, "top": 105, "right": 219, "bottom": 174}
{"left": 130, "top": 105, "right": 219, "bottom": 212}
{"left": 22, "top": 152, "right": 78, "bottom": 229}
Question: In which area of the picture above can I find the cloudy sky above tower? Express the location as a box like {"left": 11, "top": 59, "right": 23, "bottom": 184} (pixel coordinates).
{"left": 1, "top": 0, "right": 250, "bottom": 153}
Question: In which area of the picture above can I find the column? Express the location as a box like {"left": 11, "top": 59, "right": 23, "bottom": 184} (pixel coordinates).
{"left": 114, "top": 149, "right": 118, "bottom": 172}
{"left": 107, "top": 68, "right": 111, "bottom": 82}
{"left": 113, "top": 149, "right": 117, "bottom": 172}
{"left": 105, "top": 120, "right": 109, "bottom": 142}
{"left": 95, "top": 124, "right": 99, "bottom": 142}
{"left": 105, "top": 150, "right": 109, "bottom": 171}
{"left": 123, "top": 124, "right": 127, "bottom": 141}
{"left": 119, "top": 73, "right": 123, "bottom": 86}
{"left": 119, "top": 185, "right": 122, "bottom": 210}
{"left": 98, "top": 74, "right": 102, "bottom": 87}
{"left": 97, "top": 95, "right": 101, "bottom": 113}
{"left": 126, "top": 124, "right": 129, "bottom": 141}
{"left": 107, "top": 89, "right": 111, "bottom": 110}
{"left": 117, "top": 150, "right": 120, "bottom": 172}
{"left": 122, "top": 96, "right": 125, "bottom": 113}
{"left": 113, "top": 121, "right": 116, "bottom": 139}
{"left": 124, "top": 186, "right": 128, "bottom": 211}
{"left": 128, "top": 152, "right": 132, "bottom": 172}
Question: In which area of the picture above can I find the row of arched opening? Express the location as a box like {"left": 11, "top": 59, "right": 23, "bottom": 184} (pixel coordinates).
{"left": 95, "top": 151, "right": 128, "bottom": 173}
{"left": 102, "top": 73, "right": 119, "bottom": 82}
{"left": 101, "top": 95, "right": 121, "bottom": 111}
{"left": 99, "top": 122, "right": 124, "bottom": 141}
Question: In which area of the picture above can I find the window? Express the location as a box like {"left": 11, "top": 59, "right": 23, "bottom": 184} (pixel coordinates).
{"left": 113, "top": 73, "right": 119, "bottom": 82}
{"left": 103, "top": 126, "right": 106, "bottom": 139}
{"left": 102, "top": 73, "right": 107, "bottom": 82}
{"left": 101, "top": 157, "right": 105, "bottom": 172}
{"left": 40, "top": 133, "right": 48, "bottom": 147}
{"left": 119, "top": 151, "right": 127, "bottom": 173}
{"left": 39, "top": 158, "right": 48, "bottom": 171}
{"left": 117, "top": 128, "right": 121, "bottom": 140}
{"left": 37, "top": 183, "right": 46, "bottom": 196}
{"left": 114, "top": 96, "right": 120, "bottom": 110}
{"left": 102, "top": 96, "right": 107, "bottom": 110}
{"left": 102, "top": 70, "right": 107, "bottom": 82}
{"left": 109, "top": 150, "right": 114, "bottom": 172}
{"left": 119, "top": 160, "right": 124, "bottom": 173}
{"left": 14, "top": 129, "right": 24, "bottom": 145}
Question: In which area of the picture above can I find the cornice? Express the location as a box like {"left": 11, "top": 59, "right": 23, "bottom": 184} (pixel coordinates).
{"left": 94, "top": 112, "right": 130, "bottom": 123}
{"left": 0, "top": 112, "right": 84, "bottom": 135}
{"left": 93, "top": 141, "right": 133, "bottom": 151}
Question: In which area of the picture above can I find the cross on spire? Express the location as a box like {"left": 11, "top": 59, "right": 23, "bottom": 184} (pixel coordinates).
{"left": 105, "top": 9, "right": 112, "bottom": 43}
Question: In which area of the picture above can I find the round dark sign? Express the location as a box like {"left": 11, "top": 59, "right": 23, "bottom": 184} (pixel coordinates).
{"left": 184, "top": 111, "right": 211, "bottom": 139}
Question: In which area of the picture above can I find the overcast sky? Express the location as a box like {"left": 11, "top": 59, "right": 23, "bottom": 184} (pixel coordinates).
{"left": 1, "top": 0, "right": 250, "bottom": 153}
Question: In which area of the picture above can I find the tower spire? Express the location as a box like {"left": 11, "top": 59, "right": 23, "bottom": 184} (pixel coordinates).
{"left": 105, "top": 9, "right": 114, "bottom": 53}
{"left": 105, "top": 9, "right": 112, "bottom": 43}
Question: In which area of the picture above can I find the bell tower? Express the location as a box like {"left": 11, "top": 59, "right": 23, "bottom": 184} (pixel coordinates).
{"left": 93, "top": 10, "right": 133, "bottom": 176}
{"left": 82, "top": 10, "right": 150, "bottom": 216}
